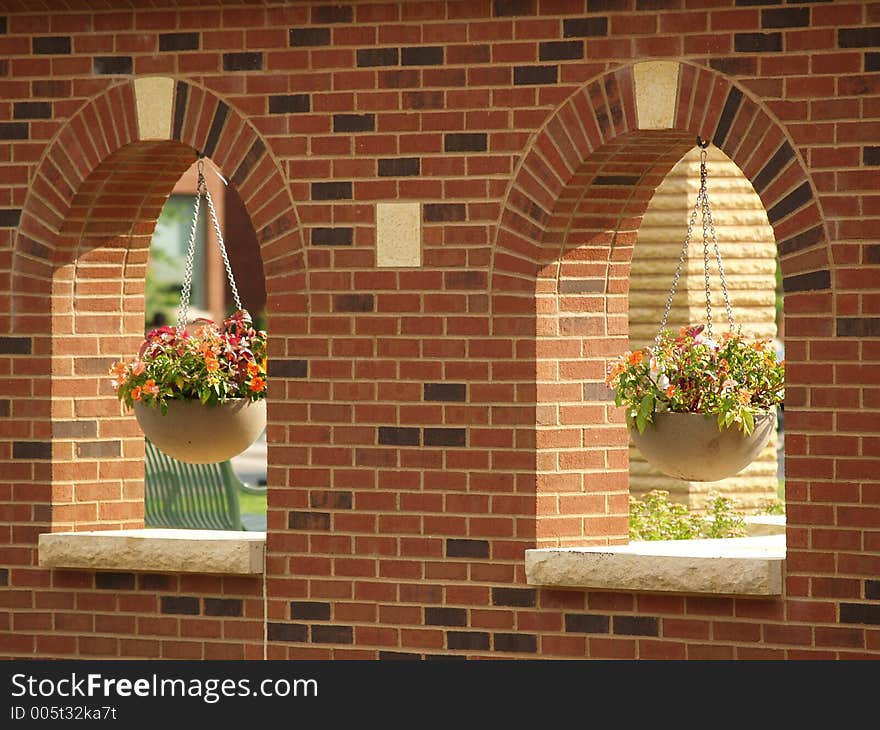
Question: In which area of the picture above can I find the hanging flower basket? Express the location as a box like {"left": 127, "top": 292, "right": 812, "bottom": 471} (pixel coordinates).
{"left": 629, "top": 410, "right": 775, "bottom": 482}
{"left": 110, "top": 158, "right": 268, "bottom": 464}
{"left": 605, "top": 138, "right": 784, "bottom": 483}
{"left": 134, "top": 397, "right": 266, "bottom": 464}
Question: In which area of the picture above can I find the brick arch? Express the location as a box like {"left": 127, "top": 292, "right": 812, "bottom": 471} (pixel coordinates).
{"left": 8, "top": 79, "right": 305, "bottom": 531}
{"left": 491, "top": 62, "right": 831, "bottom": 296}
{"left": 490, "top": 63, "right": 834, "bottom": 548}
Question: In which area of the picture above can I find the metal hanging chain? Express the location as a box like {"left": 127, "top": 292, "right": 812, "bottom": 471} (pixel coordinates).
{"left": 175, "top": 157, "right": 243, "bottom": 334}
{"left": 655, "top": 138, "right": 736, "bottom": 345}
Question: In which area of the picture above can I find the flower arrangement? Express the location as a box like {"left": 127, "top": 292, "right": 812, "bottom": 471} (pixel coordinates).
{"left": 110, "top": 309, "right": 267, "bottom": 412}
{"left": 605, "top": 324, "right": 784, "bottom": 436}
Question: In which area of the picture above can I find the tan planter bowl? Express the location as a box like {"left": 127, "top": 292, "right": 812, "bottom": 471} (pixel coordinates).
{"left": 630, "top": 410, "right": 776, "bottom": 483}
{"left": 134, "top": 398, "right": 266, "bottom": 464}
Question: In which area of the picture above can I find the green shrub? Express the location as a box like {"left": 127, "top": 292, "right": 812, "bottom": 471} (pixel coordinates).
{"left": 629, "top": 489, "right": 746, "bottom": 541}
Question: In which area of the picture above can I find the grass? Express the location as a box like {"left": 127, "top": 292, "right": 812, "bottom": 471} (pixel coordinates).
{"left": 238, "top": 491, "right": 267, "bottom": 515}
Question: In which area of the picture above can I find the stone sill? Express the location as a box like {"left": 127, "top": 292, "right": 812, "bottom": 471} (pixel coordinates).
{"left": 38, "top": 529, "right": 266, "bottom": 575}
{"left": 525, "top": 534, "right": 785, "bottom": 597}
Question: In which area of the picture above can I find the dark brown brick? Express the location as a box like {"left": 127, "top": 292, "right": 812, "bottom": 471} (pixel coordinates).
{"left": 867, "top": 52, "right": 880, "bottom": 72}
{"left": 357, "top": 48, "right": 399, "bottom": 67}
{"left": 223, "top": 52, "right": 263, "bottom": 71}
{"left": 172, "top": 81, "right": 188, "bottom": 141}
{"left": 709, "top": 57, "right": 757, "bottom": 76}
{"left": 95, "top": 572, "right": 135, "bottom": 590}
{"left": 402, "top": 46, "right": 444, "bottom": 66}
{"left": 0, "top": 338, "right": 31, "bottom": 355}
{"left": 76, "top": 441, "right": 121, "bottom": 459}
{"left": 782, "top": 269, "right": 830, "bottom": 294}
{"left": 333, "top": 113, "right": 375, "bottom": 132}
{"left": 204, "top": 598, "right": 242, "bottom": 617}
{"left": 0, "top": 209, "right": 20, "bottom": 227}
{"left": 446, "top": 539, "right": 489, "bottom": 558}
{"left": 840, "top": 603, "right": 880, "bottom": 625}
{"left": 314, "top": 5, "right": 352, "bottom": 24}
{"left": 290, "top": 27, "right": 331, "bottom": 47}
{"left": 268, "top": 622, "right": 308, "bottom": 642}
{"left": 268, "top": 94, "right": 310, "bottom": 114}
{"left": 493, "top": 0, "right": 535, "bottom": 16}
{"left": 734, "top": 33, "right": 782, "bottom": 53}
{"left": 160, "top": 596, "right": 200, "bottom": 615}
{"left": 514, "top": 65, "right": 558, "bottom": 85}
{"left": 866, "top": 581, "right": 880, "bottom": 600}
{"left": 0, "top": 568, "right": 7, "bottom": 587}
{"left": 636, "top": 0, "right": 678, "bottom": 9}
{"left": 594, "top": 175, "right": 640, "bottom": 186}
{"left": 93, "top": 56, "right": 133, "bottom": 75}
{"left": 268, "top": 359, "right": 308, "bottom": 378}
{"left": 378, "top": 157, "right": 420, "bottom": 177}
{"left": 159, "top": 33, "right": 199, "bottom": 52}
{"left": 0, "top": 17, "right": 6, "bottom": 34}
{"left": 311, "top": 227, "right": 353, "bottom": 246}
{"left": 378, "top": 427, "right": 421, "bottom": 446}
{"left": 13, "top": 442, "right": 51, "bottom": 460}
{"left": 53, "top": 420, "right": 97, "bottom": 439}
{"left": 311, "top": 624, "right": 353, "bottom": 644}
{"left": 424, "top": 203, "right": 466, "bottom": 222}
{"left": 767, "top": 182, "right": 812, "bottom": 224}
{"left": 839, "top": 27, "right": 880, "bottom": 49}
{"left": 444, "top": 133, "right": 487, "bottom": 152}
{"left": 312, "top": 182, "right": 352, "bottom": 200}
{"left": 584, "top": 382, "right": 614, "bottom": 401}
{"left": 563, "top": 17, "right": 608, "bottom": 37}
{"left": 291, "top": 601, "right": 331, "bottom": 620}
{"left": 380, "top": 651, "right": 422, "bottom": 660}
{"left": 778, "top": 225, "right": 823, "bottom": 257}
{"left": 0, "top": 401, "right": 9, "bottom": 418}
{"left": 288, "top": 511, "right": 331, "bottom": 530}
{"left": 712, "top": 87, "right": 743, "bottom": 148}
{"left": 560, "top": 279, "right": 603, "bottom": 294}
{"left": 33, "top": 36, "right": 71, "bottom": 54}
{"left": 493, "top": 633, "right": 537, "bottom": 653}
{"left": 425, "top": 607, "right": 467, "bottom": 627}
{"left": 753, "top": 142, "right": 795, "bottom": 193}
{"left": 423, "top": 428, "right": 466, "bottom": 447}
{"left": 447, "top": 631, "right": 489, "bottom": 651}
{"left": 837, "top": 317, "right": 880, "bottom": 338}
{"left": 334, "top": 294, "right": 374, "bottom": 312}
{"left": 866, "top": 246, "right": 880, "bottom": 265}
{"left": 539, "top": 40, "right": 583, "bottom": 61}
{"left": 492, "top": 587, "right": 536, "bottom": 608}
{"left": 0, "top": 123, "right": 28, "bottom": 140}
{"left": 202, "top": 101, "right": 227, "bottom": 158}
{"left": 565, "top": 613, "right": 611, "bottom": 633}
{"left": 613, "top": 615, "right": 659, "bottom": 636}
{"left": 424, "top": 383, "right": 466, "bottom": 402}
{"left": 864, "top": 147, "right": 880, "bottom": 166}
{"left": 310, "top": 491, "right": 353, "bottom": 510}
{"left": 8, "top": 94, "right": 43, "bottom": 124}
{"left": 762, "top": 7, "right": 809, "bottom": 29}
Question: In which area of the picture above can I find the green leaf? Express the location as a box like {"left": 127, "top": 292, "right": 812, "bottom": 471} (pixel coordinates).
{"left": 636, "top": 394, "right": 653, "bottom": 434}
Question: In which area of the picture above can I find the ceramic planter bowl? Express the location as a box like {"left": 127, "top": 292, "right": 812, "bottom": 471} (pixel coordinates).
{"left": 135, "top": 398, "right": 266, "bottom": 464}
{"left": 629, "top": 410, "right": 776, "bottom": 482}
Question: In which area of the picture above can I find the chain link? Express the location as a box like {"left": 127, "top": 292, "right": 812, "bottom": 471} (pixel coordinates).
{"left": 175, "top": 157, "right": 243, "bottom": 333}
{"left": 655, "top": 142, "right": 736, "bottom": 345}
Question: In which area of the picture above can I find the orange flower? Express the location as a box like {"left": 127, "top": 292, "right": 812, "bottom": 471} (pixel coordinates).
{"left": 247, "top": 361, "right": 260, "bottom": 377}
{"left": 109, "top": 361, "right": 127, "bottom": 378}
{"left": 132, "top": 360, "right": 145, "bottom": 376}
{"left": 205, "top": 355, "right": 219, "bottom": 373}
{"left": 131, "top": 386, "right": 142, "bottom": 401}
{"left": 249, "top": 376, "right": 266, "bottom": 393}
{"left": 628, "top": 350, "right": 643, "bottom": 365}
{"left": 737, "top": 389, "right": 752, "bottom": 404}
{"left": 143, "top": 379, "right": 159, "bottom": 396}
{"left": 665, "top": 385, "right": 676, "bottom": 398}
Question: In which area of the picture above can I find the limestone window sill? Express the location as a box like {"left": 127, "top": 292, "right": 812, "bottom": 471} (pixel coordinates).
{"left": 38, "top": 528, "right": 266, "bottom": 575}
{"left": 525, "top": 534, "right": 785, "bottom": 597}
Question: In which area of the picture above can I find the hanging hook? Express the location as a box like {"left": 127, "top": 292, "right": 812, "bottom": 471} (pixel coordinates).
{"left": 696, "top": 136, "right": 710, "bottom": 149}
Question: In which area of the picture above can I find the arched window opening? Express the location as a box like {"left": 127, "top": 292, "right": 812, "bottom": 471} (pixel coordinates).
{"left": 629, "top": 144, "right": 783, "bottom": 522}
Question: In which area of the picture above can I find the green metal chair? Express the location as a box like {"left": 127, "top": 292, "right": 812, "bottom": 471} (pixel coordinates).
{"left": 144, "top": 439, "right": 249, "bottom": 531}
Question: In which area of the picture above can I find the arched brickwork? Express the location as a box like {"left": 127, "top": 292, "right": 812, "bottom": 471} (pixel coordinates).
{"left": 490, "top": 63, "right": 833, "bottom": 547}
{"left": 7, "top": 79, "right": 305, "bottom": 532}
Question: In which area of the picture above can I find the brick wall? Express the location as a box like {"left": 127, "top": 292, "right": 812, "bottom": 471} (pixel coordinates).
{"left": 1, "top": 0, "right": 878, "bottom": 659}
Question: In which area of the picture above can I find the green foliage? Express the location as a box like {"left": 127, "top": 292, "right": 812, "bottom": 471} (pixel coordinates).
{"left": 758, "top": 498, "right": 785, "bottom": 516}
{"left": 110, "top": 310, "right": 267, "bottom": 410}
{"left": 629, "top": 489, "right": 746, "bottom": 541}
{"left": 607, "top": 324, "right": 785, "bottom": 436}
